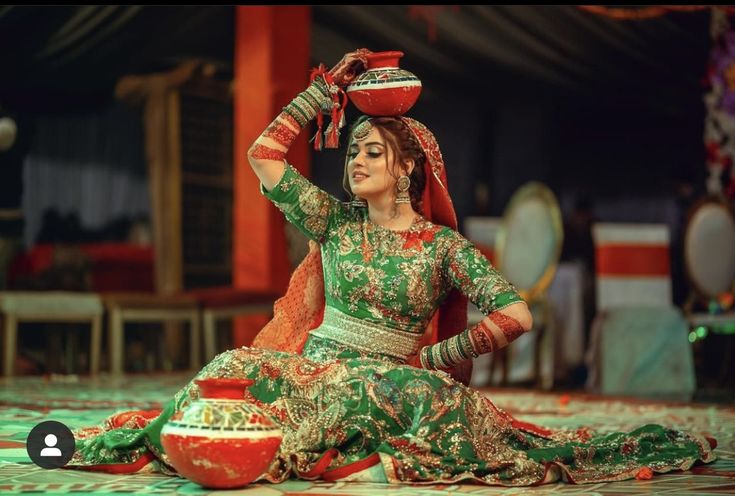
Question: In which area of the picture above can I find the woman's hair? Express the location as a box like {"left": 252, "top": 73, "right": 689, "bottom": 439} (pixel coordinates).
{"left": 343, "top": 115, "right": 427, "bottom": 214}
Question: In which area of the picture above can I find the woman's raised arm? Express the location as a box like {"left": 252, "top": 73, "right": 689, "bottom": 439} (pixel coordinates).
{"left": 247, "top": 49, "right": 371, "bottom": 190}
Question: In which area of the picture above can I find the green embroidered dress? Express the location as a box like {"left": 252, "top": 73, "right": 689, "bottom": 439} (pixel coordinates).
{"left": 70, "top": 164, "right": 715, "bottom": 485}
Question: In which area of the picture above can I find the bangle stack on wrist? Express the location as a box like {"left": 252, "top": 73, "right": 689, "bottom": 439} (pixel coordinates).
{"left": 282, "top": 79, "right": 332, "bottom": 128}
{"left": 418, "top": 329, "right": 476, "bottom": 371}
{"left": 281, "top": 63, "right": 349, "bottom": 150}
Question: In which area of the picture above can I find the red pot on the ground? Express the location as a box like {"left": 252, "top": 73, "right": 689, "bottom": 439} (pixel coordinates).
{"left": 346, "top": 51, "right": 422, "bottom": 116}
{"left": 160, "top": 377, "right": 282, "bottom": 489}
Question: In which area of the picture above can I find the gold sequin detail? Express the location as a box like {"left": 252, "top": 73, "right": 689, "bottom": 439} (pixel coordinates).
{"left": 310, "top": 306, "right": 423, "bottom": 360}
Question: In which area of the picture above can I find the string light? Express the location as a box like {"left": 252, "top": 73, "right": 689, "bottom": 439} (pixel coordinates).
{"left": 578, "top": 6, "right": 735, "bottom": 21}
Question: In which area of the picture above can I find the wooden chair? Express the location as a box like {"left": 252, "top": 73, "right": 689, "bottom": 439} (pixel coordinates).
{"left": 184, "top": 287, "right": 278, "bottom": 361}
{"left": 474, "top": 183, "right": 563, "bottom": 389}
{"left": 0, "top": 291, "right": 103, "bottom": 377}
{"left": 587, "top": 223, "right": 696, "bottom": 400}
{"left": 682, "top": 197, "right": 735, "bottom": 389}
{"left": 103, "top": 292, "right": 200, "bottom": 375}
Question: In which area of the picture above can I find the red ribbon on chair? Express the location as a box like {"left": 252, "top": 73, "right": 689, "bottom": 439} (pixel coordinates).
{"left": 596, "top": 244, "right": 670, "bottom": 276}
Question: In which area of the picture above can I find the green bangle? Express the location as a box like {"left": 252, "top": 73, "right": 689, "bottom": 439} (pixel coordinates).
{"left": 438, "top": 341, "right": 450, "bottom": 369}
{"left": 310, "top": 77, "right": 331, "bottom": 98}
{"left": 299, "top": 89, "right": 322, "bottom": 112}
{"left": 291, "top": 96, "right": 316, "bottom": 121}
{"left": 428, "top": 345, "right": 439, "bottom": 370}
{"left": 459, "top": 329, "right": 474, "bottom": 359}
{"left": 446, "top": 337, "right": 460, "bottom": 366}
{"left": 422, "top": 346, "right": 432, "bottom": 369}
{"left": 419, "top": 347, "right": 430, "bottom": 369}
{"left": 443, "top": 340, "right": 454, "bottom": 368}
{"left": 282, "top": 104, "right": 308, "bottom": 127}
{"left": 300, "top": 90, "right": 322, "bottom": 113}
{"left": 445, "top": 336, "right": 458, "bottom": 365}
{"left": 436, "top": 341, "right": 446, "bottom": 368}
{"left": 305, "top": 84, "right": 329, "bottom": 103}
{"left": 453, "top": 335, "right": 468, "bottom": 362}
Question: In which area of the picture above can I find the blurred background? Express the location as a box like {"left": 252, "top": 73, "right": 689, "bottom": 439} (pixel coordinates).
{"left": 0, "top": 5, "right": 733, "bottom": 402}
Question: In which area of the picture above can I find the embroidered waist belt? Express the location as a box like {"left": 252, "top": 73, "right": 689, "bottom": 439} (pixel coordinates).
{"left": 310, "top": 306, "right": 422, "bottom": 360}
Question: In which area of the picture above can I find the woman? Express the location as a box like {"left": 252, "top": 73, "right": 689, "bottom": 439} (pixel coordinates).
{"left": 68, "top": 51, "right": 715, "bottom": 485}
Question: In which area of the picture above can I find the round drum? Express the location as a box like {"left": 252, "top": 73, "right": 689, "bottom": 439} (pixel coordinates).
{"left": 684, "top": 199, "right": 735, "bottom": 298}
{"left": 496, "top": 183, "right": 563, "bottom": 303}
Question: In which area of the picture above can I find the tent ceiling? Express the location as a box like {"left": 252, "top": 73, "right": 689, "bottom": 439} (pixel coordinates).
{"left": 0, "top": 6, "right": 234, "bottom": 111}
{"left": 0, "top": 6, "right": 711, "bottom": 114}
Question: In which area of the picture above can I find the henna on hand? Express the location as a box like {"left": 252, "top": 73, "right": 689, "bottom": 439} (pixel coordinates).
{"left": 329, "top": 48, "right": 372, "bottom": 87}
{"left": 469, "top": 312, "right": 525, "bottom": 355}
{"left": 263, "top": 118, "right": 299, "bottom": 147}
{"left": 489, "top": 312, "right": 526, "bottom": 344}
{"left": 251, "top": 113, "right": 303, "bottom": 161}
{"left": 250, "top": 143, "right": 286, "bottom": 161}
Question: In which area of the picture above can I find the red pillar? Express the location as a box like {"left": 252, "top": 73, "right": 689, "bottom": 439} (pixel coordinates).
{"left": 233, "top": 6, "right": 311, "bottom": 346}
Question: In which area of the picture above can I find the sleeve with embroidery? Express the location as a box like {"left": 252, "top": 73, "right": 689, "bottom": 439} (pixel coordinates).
{"left": 441, "top": 231, "right": 523, "bottom": 314}
{"left": 417, "top": 231, "right": 527, "bottom": 370}
{"left": 260, "top": 163, "right": 345, "bottom": 243}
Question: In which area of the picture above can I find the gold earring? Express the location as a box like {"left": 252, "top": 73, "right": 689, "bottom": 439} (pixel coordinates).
{"left": 395, "top": 175, "right": 411, "bottom": 204}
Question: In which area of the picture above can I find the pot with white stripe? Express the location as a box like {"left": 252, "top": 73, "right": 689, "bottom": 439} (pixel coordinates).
{"left": 160, "top": 378, "right": 282, "bottom": 488}
{"left": 346, "top": 51, "right": 422, "bottom": 116}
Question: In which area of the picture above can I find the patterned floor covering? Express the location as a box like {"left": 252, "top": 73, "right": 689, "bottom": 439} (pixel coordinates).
{"left": 0, "top": 373, "right": 733, "bottom": 495}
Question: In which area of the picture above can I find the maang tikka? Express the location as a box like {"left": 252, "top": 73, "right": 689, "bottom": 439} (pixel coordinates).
{"left": 347, "top": 119, "right": 372, "bottom": 208}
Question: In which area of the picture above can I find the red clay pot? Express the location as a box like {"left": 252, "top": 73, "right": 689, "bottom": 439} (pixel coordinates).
{"left": 160, "top": 377, "right": 282, "bottom": 489}
{"left": 346, "top": 51, "right": 422, "bottom": 116}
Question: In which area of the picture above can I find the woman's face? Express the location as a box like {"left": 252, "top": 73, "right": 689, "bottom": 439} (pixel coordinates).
{"left": 346, "top": 126, "right": 402, "bottom": 201}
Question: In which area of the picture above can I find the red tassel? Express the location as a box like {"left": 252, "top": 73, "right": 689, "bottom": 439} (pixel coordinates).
{"left": 325, "top": 123, "right": 339, "bottom": 149}
{"left": 313, "top": 111, "right": 324, "bottom": 151}
{"left": 324, "top": 107, "right": 340, "bottom": 149}
{"left": 310, "top": 64, "right": 331, "bottom": 151}
{"left": 309, "top": 63, "right": 329, "bottom": 82}
{"left": 324, "top": 88, "right": 349, "bottom": 149}
{"left": 309, "top": 64, "right": 351, "bottom": 150}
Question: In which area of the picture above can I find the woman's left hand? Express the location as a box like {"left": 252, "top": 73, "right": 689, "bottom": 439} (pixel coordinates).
{"left": 405, "top": 352, "right": 472, "bottom": 386}
{"left": 448, "top": 359, "right": 473, "bottom": 386}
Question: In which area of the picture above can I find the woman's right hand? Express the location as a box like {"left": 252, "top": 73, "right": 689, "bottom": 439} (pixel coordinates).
{"left": 328, "top": 48, "right": 372, "bottom": 87}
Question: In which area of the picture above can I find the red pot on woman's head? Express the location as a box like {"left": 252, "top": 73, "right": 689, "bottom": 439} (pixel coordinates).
{"left": 346, "top": 51, "right": 422, "bottom": 116}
